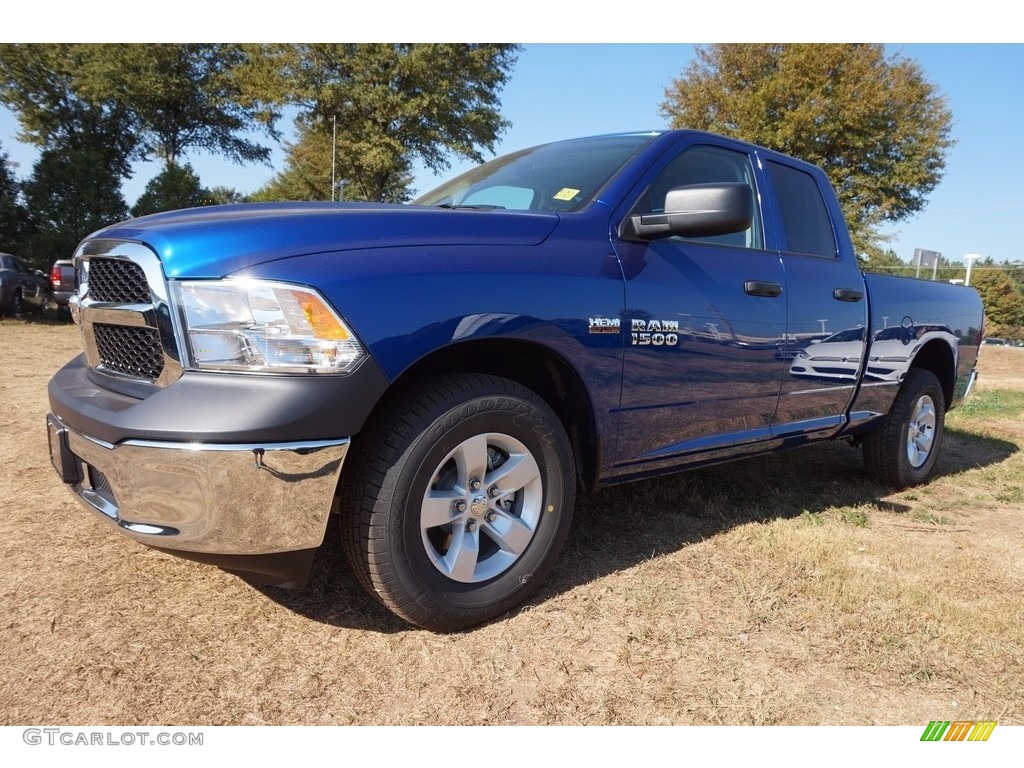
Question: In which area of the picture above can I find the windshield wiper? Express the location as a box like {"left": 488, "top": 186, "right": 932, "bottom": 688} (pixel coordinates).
{"left": 437, "top": 204, "right": 506, "bottom": 210}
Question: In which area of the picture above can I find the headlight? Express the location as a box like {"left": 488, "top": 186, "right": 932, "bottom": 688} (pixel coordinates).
{"left": 173, "top": 279, "right": 365, "bottom": 374}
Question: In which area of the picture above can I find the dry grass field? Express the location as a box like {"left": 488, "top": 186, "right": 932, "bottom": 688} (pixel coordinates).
{"left": 1, "top": 317, "right": 1022, "bottom": 726}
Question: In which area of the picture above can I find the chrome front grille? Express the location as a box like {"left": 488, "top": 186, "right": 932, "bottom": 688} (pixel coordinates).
{"left": 72, "top": 240, "right": 184, "bottom": 389}
{"left": 86, "top": 257, "right": 151, "bottom": 304}
{"left": 93, "top": 323, "right": 165, "bottom": 380}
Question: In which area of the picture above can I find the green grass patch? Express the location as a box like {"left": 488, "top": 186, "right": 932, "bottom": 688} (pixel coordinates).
{"left": 838, "top": 507, "right": 870, "bottom": 527}
{"left": 912, "top": 510, "right": 953, "bottom": 526}
{"left": 953, "top": 389, "right": 1024, "bottom": 420}
{"left": 996, "top": 486, "right": 1024, "bottom": 503}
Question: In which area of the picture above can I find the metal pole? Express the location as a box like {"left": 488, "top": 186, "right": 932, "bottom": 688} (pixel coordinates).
{"left": 964, "top": 253, "right": 981, "bottom": 286}
{"left": 331, "top": 115, "right": 337, "bottom": 202}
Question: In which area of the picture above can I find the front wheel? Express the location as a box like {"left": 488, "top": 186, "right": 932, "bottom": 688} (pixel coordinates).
{"left": 863, "top": 368, "right": 946, "bottom": 489}
{"left": 340, "top": 374, "right": 576, "bottom": 631}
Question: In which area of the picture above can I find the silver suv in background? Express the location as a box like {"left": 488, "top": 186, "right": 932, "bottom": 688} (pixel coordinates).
{"left": 50, "top": 259, "right": 76, "bottom": 320}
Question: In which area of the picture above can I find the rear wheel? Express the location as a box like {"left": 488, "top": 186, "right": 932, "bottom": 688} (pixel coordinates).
{"left": 340, "top": 374, "right": 575, "bottom": 631}
{"left": 864, "top": 368, "right": 945, "bottom": 489}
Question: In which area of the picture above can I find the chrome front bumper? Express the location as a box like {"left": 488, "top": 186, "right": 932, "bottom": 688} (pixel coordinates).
{"left": 48, "top": 414, "right": 348, "bottom": 556}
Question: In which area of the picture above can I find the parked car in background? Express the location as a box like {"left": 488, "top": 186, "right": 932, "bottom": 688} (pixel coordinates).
{"left": 0, "top": 253, "right": 52, "bottom": 317}
{"left": 50, "top": 259, "right": 76, "bottom": 320}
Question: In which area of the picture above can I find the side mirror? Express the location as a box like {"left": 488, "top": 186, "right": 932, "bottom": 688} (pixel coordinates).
{"left": 621, "top": 182, "right": 753, "bottom": 241}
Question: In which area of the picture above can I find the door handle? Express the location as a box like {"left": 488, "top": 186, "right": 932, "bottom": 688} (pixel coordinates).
{"left": 833, "top": 288, "right": 864, "bottom": 302}
{"left": 744, "top": 280, "right": 783, "bottom": 298}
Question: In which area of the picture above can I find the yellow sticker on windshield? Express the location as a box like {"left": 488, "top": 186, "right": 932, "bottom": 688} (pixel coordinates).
{"left": 553, "top": 188, "right": 580, "bottom": 201}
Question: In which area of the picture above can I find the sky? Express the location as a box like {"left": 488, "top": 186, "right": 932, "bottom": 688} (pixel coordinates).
{"left": 2, "top": 37, "right": 1022, "bottom": 269}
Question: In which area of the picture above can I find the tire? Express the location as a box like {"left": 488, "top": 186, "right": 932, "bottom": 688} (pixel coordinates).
{"left": 340, "top": 374, "right": 575, "bottom": 631}
{"left": 864, "top": 368, "right": 945, "bottom": 489}
{"left": 11, "top": 290, "right": 23, "bottom": 318}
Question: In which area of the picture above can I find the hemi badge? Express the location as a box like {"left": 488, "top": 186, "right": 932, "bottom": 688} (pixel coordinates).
{"left": 588, "top": 317, "right": 620, "bottom": 334}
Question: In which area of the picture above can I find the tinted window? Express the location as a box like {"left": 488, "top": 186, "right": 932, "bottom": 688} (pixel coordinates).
{"left": 631, "top": 145, "right": 762, "bottom": 249}
{"left": 766, "top": 161, "right": 837, "bottom": 258}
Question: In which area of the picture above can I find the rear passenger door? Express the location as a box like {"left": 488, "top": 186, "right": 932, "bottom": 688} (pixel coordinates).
{"left": 762, "top": 157, "right": 868, "bottom": 438}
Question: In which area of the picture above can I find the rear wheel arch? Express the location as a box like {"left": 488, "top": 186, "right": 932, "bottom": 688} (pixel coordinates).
{"left": 864, "top": 368, "right": 946, "bottom": 489}
{"left": 907, "top": 339, "right": 956, "bottom": 408}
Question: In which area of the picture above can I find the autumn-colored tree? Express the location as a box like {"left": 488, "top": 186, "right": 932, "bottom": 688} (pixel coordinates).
{"left": 661, "top": 44, "right": 954, "bottom": 258}
{"left": 971, "top": 259, "right": 1024, "bottom": 340}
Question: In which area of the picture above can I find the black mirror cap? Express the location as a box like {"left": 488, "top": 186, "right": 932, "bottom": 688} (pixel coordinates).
{"left": 621, "top": 182, "right": 754, "bottom": 241}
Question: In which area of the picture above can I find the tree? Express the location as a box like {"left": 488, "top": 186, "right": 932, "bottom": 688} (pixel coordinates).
{"left": 971, "top": 259, "right": 1024, "bottom": 341}
{"left": 0, "top": 44, "right": 278, "bottom": 172}
{"left": 0, "top": 142, "right": 31, "bottom": 256}
{"left": 661, "top": 44, "right": 954, "bottom": 258}
{"left": 249, "top": 44, "right": 519, "bottom": 202}
{"left": 22, "top": 138, "right": 128, "bottom": 262}
{"left": 859, "top": 248, "right": 914, "bottom": 277}
{"left": 1, "top": 44, "right": 274, "bottom": 257}
{"left": 251, "top": 117, "right": 340, "bottom": 202}
{"left": 206, "top": 186, "right": 247, "bottom": 205}
{"left": 0, "top": 44, "right": 139, "bottom": 180}
{"left": 79, "top": 44, "right": 279, "bottom": 169}
{"left": 131, "top": 163, "right": 211, "bottom": 217}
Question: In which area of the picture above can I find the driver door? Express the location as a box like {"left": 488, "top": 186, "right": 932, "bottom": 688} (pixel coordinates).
{"left": 610, "top": 141, "right": 788, "bottom": 475}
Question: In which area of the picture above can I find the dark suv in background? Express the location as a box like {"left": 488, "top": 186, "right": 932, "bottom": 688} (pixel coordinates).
{"left": 0, "top": 252, "right": 52, "bottom": 317}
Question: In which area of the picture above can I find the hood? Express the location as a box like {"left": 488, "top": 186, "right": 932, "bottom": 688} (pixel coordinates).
{"left": 89, "top": 202, "right": 561, "bottom": 278}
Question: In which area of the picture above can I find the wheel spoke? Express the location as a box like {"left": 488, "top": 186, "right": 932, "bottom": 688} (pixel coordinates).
{"left": 907, "top": 396, "right": 936, "bottom": 467}
{"left": 421, "top": 490, "right": 461, "bottom": 528}
{"left": 487, "top": 452, "right": 541, "bottom": 494}
{"left": 444, "top": 524, "right": 480, "bottom": 582}
{"left": 484, "top": 513, "right": 535, "bottom": 556}
{"left": 453, "top": 433, "right": 490, "bottom": 489}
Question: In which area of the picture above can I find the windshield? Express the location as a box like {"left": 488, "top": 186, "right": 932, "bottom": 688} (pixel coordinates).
{"left": 414, "top": 133, "right": 658, "bottom": 213}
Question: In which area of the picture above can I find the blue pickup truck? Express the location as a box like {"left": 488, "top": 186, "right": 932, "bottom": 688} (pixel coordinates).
{"left": 47, "top": 130, "right": 984, "bottom": 631}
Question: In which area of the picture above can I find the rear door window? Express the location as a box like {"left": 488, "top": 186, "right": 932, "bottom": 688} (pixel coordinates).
{"left": 765, "top": 160, "right": 837, "bottom": 258}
